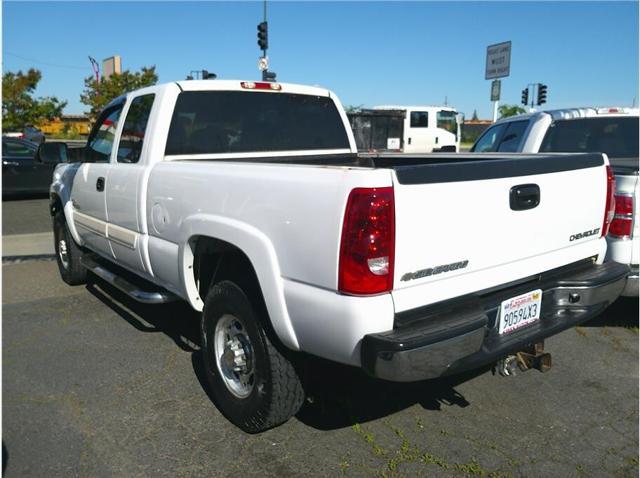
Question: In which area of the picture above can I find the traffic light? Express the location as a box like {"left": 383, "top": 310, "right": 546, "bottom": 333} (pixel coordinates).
{"left": 521, "top": 88, "right": 529, "bottom": 106}
{"left": 537, "top": 83, "right": 548, "bottom": 106}
{"left": 257, "top": 22, "right": 268, "bottom": 51}
{"left": 202, "top": 70, "right": 217, "bottom": 80}
{"left": 263, "top": 70, "right": 277, "bottom": 82}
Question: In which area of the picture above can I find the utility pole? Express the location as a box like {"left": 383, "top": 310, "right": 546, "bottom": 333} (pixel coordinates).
{"left": 257, "top": 0, "right": 276, "bottom": 81}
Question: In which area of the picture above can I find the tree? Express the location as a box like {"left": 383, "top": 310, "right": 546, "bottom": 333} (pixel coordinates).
{"left": 80, "top": 66, "right": 158, "bottom": 119}
{"left": 2, "top": 69, "right": 67, "bottom": 131}
{"left": 471, "top": 109, "right": 479, "bottom": 121}
{"left": 498, "top": 104, "right": 526, "bottom": 119}
{"left": 344, "top": 104, "right": 364, "bottom": 113}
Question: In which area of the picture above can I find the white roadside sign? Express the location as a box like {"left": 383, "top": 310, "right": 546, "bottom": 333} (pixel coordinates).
{"left": 485, "top": 41, "right": 511, "bottom": 80}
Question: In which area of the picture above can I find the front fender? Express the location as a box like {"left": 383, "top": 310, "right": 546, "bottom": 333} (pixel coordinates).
{"left": 51, "top": 162, "right": 83, "bottom": 245}
{"left": 178, "top": 214, "right": 299, "bottom": 351}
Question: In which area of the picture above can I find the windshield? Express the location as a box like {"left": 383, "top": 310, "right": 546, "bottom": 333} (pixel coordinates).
{"left": 165, "top": 91, "right": 350, "bottom": 155}
{"left": 436, "top": 110, "right": 457, "bottom": 137}
{"left": 540, "top": 116, "right": 639, "bottom": 158}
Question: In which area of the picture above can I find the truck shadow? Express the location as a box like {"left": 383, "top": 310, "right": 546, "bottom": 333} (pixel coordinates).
{"left": 85, "top": 278, "right": 201, "bottom": 353}
{"left": 293, "top": 358, "right": 486, "bottom": 430}
{"left": 86, "top": 277, "right": 486, "bottom": 431}
{"left": 583, "top": 297, "right": 639, "bottom": 328}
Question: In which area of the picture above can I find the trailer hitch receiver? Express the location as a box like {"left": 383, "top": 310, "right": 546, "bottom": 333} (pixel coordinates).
{"left": 497, "top": 342, "right": 552, "bottom": 376}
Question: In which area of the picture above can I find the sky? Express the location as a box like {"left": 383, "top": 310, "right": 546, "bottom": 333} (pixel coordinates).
{"left": 3, "top": 1, "right": 639, "bottom": 119}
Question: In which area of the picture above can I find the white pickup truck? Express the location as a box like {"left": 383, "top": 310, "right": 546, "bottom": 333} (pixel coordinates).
{"left": 471, "top": 107, "right": 639, "bottom": 296}
{"left": 41, "top": 80, "right": 628, "bottom": 433}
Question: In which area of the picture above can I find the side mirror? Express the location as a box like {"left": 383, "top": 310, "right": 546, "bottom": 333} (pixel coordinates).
{"left": 37, "top": 142, "right": 69, "bottom": 164}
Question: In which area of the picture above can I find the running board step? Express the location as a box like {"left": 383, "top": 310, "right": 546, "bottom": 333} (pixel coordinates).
{"left": 80, "top": 256, "right": 179, "bottom": 304}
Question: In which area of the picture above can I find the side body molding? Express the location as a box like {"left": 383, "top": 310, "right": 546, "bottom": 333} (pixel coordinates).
{"left": 178, "top": 214, "right": 300, "bottom": 351}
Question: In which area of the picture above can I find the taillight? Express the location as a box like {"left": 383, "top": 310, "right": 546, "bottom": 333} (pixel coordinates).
{"left": 601, "top": 166, "right": 616, "bottom": 237}
{"left": 339, "top": 187, "right": 395, "bottom": 295}
{"left": 609, "top": 193, "right": 634, "bottom": 238}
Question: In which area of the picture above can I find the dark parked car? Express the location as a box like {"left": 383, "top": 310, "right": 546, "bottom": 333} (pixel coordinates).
{"left": 2, "top": 137, "right": 58, "bottom": 196}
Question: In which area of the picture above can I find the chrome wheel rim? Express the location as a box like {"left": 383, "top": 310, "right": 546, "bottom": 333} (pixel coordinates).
{"left": 213, "top": 314, "right": 254, "bottom": 399}
{"left": 58, "top": 237, "right": 70, "bottom": 270}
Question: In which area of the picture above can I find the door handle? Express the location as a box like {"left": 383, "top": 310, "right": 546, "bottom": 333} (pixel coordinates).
{"left": 408, "top": 137, "right": 412, "bottom": 145}
{"left": 435, "top": 137, "right": 439, "bottom": 144}
{"left": 510, "top": 184, "right": 540, "bottom": 211}
{"left": 96, "top": 176, "right": 105, "bottom": 192}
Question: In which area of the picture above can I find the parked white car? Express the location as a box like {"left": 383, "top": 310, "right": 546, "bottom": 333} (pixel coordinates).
{"left": 472, "top": 107, "right": 638, "bottom": 296}
{"left": 43, "top": 81, "right": 628, "bottom": 432}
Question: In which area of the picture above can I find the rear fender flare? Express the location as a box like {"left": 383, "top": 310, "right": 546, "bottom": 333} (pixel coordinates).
{"left": 178, "top": 214, "right": 299, "bottom": 351}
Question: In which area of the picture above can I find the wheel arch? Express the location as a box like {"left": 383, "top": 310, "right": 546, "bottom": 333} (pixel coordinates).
{"left": 178, "top": 214, "right": 299, "bottom": 351}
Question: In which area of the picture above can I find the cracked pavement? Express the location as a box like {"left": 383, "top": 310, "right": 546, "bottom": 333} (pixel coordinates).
{"left": 3, "top": 260, "right": 639, "bottom": 477}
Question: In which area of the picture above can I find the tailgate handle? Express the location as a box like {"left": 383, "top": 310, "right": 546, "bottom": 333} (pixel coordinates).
{"left": 510, "top": 184, "right": 540, "bottom": 211}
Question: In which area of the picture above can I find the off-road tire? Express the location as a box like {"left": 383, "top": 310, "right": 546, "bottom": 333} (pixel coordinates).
{"left": 53, "top": 211, "right": 87, "bottom": 285}
{"left": 201, "top": 280, "right": 304, "bottom": 433}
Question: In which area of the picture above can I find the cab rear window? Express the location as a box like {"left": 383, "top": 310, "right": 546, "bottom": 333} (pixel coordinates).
{"left": 165, "top": 91, "right": 350, "bottom": 155}
{"left": 540, "top": 117, "right": 639, "bottom": 158}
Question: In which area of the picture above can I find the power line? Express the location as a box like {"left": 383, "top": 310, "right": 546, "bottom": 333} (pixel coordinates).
{"left": 4, "top": 51, "right": 89, "bottom": 70}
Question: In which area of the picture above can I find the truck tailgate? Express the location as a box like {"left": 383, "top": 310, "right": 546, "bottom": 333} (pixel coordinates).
{"left": 388, "top": 153, "right": 608, "bottom": 312}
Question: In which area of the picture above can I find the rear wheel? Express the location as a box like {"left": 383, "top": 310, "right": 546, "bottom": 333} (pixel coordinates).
{"left": 201, "top": 280, "right": 304, "bottom": 433}
{"left": 53, "top": 212, "right": 87, "bottom": 285}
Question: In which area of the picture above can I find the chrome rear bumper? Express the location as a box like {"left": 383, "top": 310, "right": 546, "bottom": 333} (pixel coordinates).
{"left": 361, "top": 261, "right": 629, "bottom": 382}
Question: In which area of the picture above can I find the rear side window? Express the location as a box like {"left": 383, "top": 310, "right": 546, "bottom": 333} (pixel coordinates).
{"left": 165, "top": 91, "right": 350, "bottom": 155}
{"left": 540, "top": 117, "right": 639, "bottom": 159}
{"left": 117, "top": 94, "right": 155, "bottom": 163}
{"left": 471, "top": 123, "right": 507, "bottom": 152}
{"left": 410, "top": 111, "right": 429, "bottom": 128}
{"left": 497, "top": 120, "right": 528, "bottom": 152}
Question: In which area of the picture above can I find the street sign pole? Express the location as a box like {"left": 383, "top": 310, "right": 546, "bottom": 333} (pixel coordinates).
{"left": 529, "top": 83, "right": 537, "bottom": 113}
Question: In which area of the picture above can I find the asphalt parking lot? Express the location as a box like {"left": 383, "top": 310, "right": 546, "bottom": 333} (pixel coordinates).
{"left": 2, "top": 197, "right": 50, "bottom": 235}
{"left": 2, "top": 198, "right": 639, "bottom": 477}
{"left": 2, "top": 260, "right": 638, "bottom": 477}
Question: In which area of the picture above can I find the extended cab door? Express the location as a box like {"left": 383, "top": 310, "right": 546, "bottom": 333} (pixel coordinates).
{"left": 71, "top": 103, "right": 123, "bottom": 257}
{"left": 105, "top": 93, "right": 156, "bottom": 273}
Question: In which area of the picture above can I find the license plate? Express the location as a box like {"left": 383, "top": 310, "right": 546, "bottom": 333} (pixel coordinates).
{"left": 498, "top": 289, "right": 542, "bottom": 335}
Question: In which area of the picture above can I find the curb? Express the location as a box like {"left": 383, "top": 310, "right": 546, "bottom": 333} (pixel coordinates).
{"left": 3, "top": 254, "right": 56, "bottom": 264}
{"left": 2, "top": 232, "right": 55, "bottom": 259}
